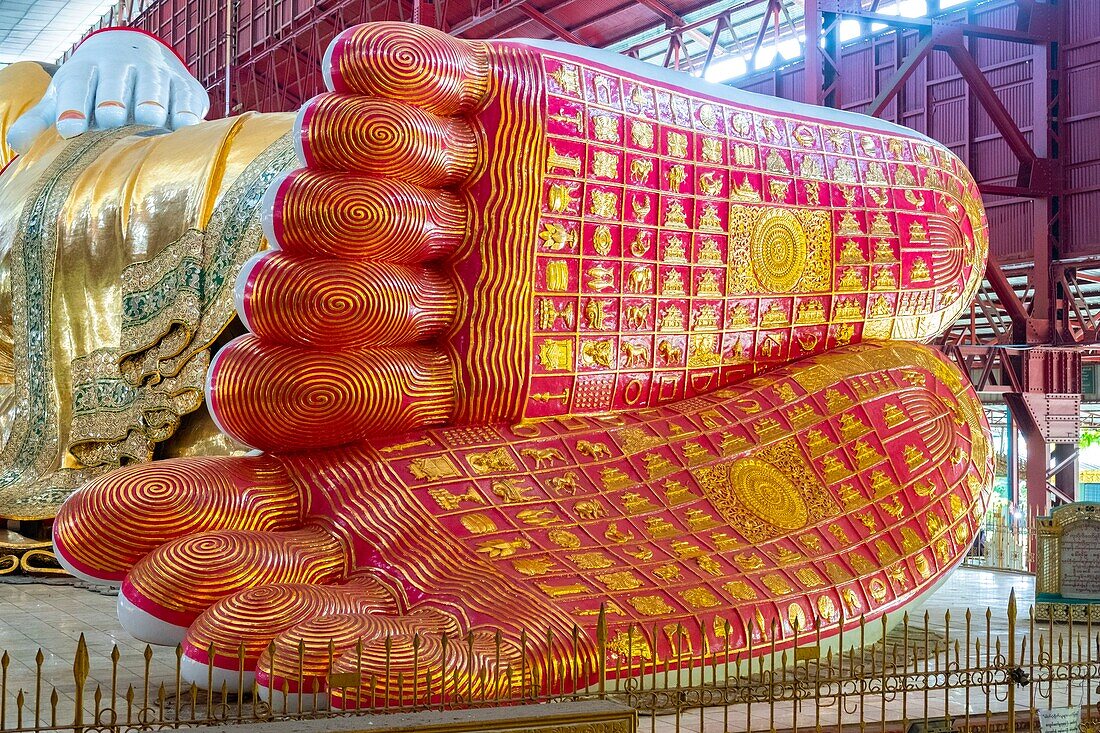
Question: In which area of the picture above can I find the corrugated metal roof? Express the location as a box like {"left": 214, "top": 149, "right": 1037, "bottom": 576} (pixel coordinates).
{"left": 0, "top": 0, "right": 115, "bottom": 65}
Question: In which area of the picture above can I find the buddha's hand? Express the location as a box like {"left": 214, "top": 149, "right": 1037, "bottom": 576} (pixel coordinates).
{"left": 7, "top": 28, "right": 209, "bottom": 154}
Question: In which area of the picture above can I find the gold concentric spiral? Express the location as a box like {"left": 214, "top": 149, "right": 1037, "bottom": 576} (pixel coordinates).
{"left": 52, "top": 456, "right": 300, "bottom": 581}
{"left": 273, "top": 171, "right": 466, "bottom": 261}
{"left": 208, "top": 336, "right": 455, "bottom": 452}
{"left": 303, "top": 95, "right": 480, "bottom": 188}
{"left": 326, "top": 22, "right": 490, "bottom": 116}
{"left": 243, "top": 253, "right": 458, "bottom": 348}
{"left": 185, "top": 579, "right": 398, "bottom": 667}
{"left": 257, "top": 609, "right": 456, "bottom": 692}
{"left": 125, "top": 527, "right": 347, "bottom": 624}
{"left": 329, "top": 628, "right": 521, "bottom": 707}
{"left": 750, "top": 209, "right": 808, "bottom": 293}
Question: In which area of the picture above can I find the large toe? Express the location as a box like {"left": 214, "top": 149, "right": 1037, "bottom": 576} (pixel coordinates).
{"left": 53, "top": 456, "right": 301, "bottom": 585}
{"left": 237, "top": 251, "right": 458, "bottom": 348}
{"left": 206, "top": 336, "right": 454, "bottom": 451}
{"left": 322, "top": 22, "right": 490, "bottom": 115}
{"left": 256, "top": 608, "right": 457, "bottom": 710}
{"left": 120, "top": 526, "right": 347, "bottom": 644}
{"left": 329, "top": 627, "right": 521, "bottom": 709}
{"left": 262, "top": 171, "right": 466, "bottom": 261}
{"left": 297, "top": 95, "right": 480, "bottom": 187}
{"left": 179, "top": 578, "right": 399, "bottom": 691}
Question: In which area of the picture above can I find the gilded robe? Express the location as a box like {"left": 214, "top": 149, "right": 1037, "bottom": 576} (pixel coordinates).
{"left": 0, "top": 61, "right": 295, "bottom": 521}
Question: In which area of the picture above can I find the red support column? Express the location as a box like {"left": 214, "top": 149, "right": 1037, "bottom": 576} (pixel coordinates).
{"left": 1025, "top": 428, "right": 1049, "bottom": 518}
{"left": 802, "top": 0, "right": 823, "bottom": 106}
{"left": 1052, "top": 443, "right": 1079, "bottom": 503}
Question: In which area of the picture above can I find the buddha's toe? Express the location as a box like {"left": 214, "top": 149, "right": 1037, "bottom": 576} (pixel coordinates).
{"left": 262, "top": 170, "right": 466, "bottom": 262}
{"left": 206, "top": 337, "right": 454, "bottom": 452}
{"left": 119, "top": 526, "right": 348, "bottom": 644}
{"left": 237, "top": 251, "right": 457, "bottom": 349}
{"left": 208, "top": 25, "right": 492, "bottom": 453}
{"left": 327, "top": 626, "right": 523, "bottom": 710}
{"left": 255, "top": 608, "right": 458, "bottom": 711}
{"left": 53, "top": 456, "right": 301, "bottom": 585}
{"left": 178, "top": 579, "right": 401, "bottom": 691}
{"left": 322, "top": 21, "right": 490, "bottom": 116}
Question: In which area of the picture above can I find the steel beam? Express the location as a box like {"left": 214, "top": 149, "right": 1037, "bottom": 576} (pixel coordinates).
{"left": 866, "top": 32, "right": 934, "bottom": 117}
{"left": 1025, "top": 428, "right": 1050, "bottom": 517}
{"left": 619, "top": 0, "right": 773, "bottom": 57}
{"left": 979, "top": 184, "right": 1051, "bottom": 199}
{"left": 985, "top": 260, "right": 1040, "bottom": 343}
{"left": 942, "top": 39, "right": 1038, "bottom": 167}
{"left": 1006, "top": 408, "right": 1018, "bottom": 506}
{"left": 447, "top": 0, "right": 527, "bottom": 36}
{"left": 516, "top": 5, "right": 588, "bottom": 44}
{"left": 633, "top": 0, "right": 685, "bottom": 28}
{"left": 749, "top": 0, "right": 780, "bottom": 62}
{"left": 1047, "top": 446, "right": 1079, "bottom": 481}
{"left": 802, "top": 0, "right": 840, "bottom": 106}
{"left": 814, "top": 0, "right": 1055, "bottom": 45}
{"left": 1004, "top": 393, "right": 1053, "bottom": 518}
{"left": 701, "top": 14, "right": 730, "bottom": 75}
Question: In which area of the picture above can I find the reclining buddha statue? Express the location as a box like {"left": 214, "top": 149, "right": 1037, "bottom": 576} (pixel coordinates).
{"left": 39, "top": 22, "right": 991, "bottom": 701}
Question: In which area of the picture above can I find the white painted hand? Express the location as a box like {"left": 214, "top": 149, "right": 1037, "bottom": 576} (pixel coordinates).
{"left": 7, "top": 29, "right": 210, "bottom": 155}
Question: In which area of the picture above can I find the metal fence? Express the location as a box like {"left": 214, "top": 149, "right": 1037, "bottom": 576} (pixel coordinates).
{"left": 0, "top": 590, "right": 1096, "bottom": 733}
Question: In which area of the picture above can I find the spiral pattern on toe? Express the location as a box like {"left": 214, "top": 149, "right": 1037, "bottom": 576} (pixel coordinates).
{"left": 269, "top": 171, "right": 466, "bottom": 261}
{"left": 299, "top": 95, "right": 481, "bottom": 187}
{"left": 257, "top": 609, "right": 457, "bottom": 694}
{"left": 53, "top": 456, "right": 301, "bottom": 583}
{"left": 329, "top": 629, "right": 522, "bottom": 708}
{"left": 208, "top": 336, "right": 455, "bottom": 452}
{"left": 240, "top": 253, "right": 459, "bottom": 348}
{"left": 325, "top": 22, "right": 490, "bottom": 116}
{"left": 218, "top": 21, "right": 496, "bottom": 453}
{"left": 123, "top": 527, "right": 347, "bottom": 628}
{"left": 184, "top": 580, "right": 398, "bottom": 670}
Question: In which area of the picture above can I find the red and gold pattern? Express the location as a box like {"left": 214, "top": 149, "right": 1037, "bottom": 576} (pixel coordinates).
{"left": 59, "top": 343, "right": 991, "bottom": 697}
{"left": 241, "top": 252, "right": 458, "bottom": 348}
{"left": 283, "top": 342, "right": 990, "bottom": 676}
{"left": 184, "top": 579, "right": 400, "bottom": 672}
{"left": 217, "top": 23, "right": 986, "bottom": 454}
{"left": 267, "top": 171, "right": 466, "bottom": 262}
{"left": 54, "top": 21, "right": 992, "bottom": 701}
{"left": 52, "top": 455, "right": 302, "bottom": 581}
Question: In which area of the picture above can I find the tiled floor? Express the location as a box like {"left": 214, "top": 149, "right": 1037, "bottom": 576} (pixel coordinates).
{"left": 0, "top": 578, "right": 179, "bottom": 729}
{"left": 0, "top": 569, "right": 1094, "bottom": 732}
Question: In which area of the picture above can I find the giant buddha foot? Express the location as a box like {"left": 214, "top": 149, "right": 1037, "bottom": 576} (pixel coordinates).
{"left": 53, "top": 21, "right": 991, "bottom": 704}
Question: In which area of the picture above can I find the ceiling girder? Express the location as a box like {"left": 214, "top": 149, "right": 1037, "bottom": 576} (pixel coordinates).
{"left": 516, "top": 4, "right": 589, "bottom": 43}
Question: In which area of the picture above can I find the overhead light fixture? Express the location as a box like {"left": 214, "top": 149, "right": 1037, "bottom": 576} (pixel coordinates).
{"left": 704, "top": 56, "right": 748, "bottom": 82}
{"left": 897, "top": 0, "right": 930, "bottom": 17}
{"left": 777, "top": 38, "right": 802, "bottom": 59}
{"left": 754, "top": 45, "right": 778, "bottom": 69}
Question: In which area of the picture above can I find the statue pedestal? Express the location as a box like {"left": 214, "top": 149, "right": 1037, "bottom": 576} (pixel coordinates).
{"left": 1035, "top": 503, "right": 1100, "bottom": 623}
{"left": 0, "top": 525, "right": 65, "bottom": 576}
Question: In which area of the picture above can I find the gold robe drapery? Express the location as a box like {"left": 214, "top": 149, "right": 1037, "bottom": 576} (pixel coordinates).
{"left": 0, "top": 62, "right": 295, "bottom": 520}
